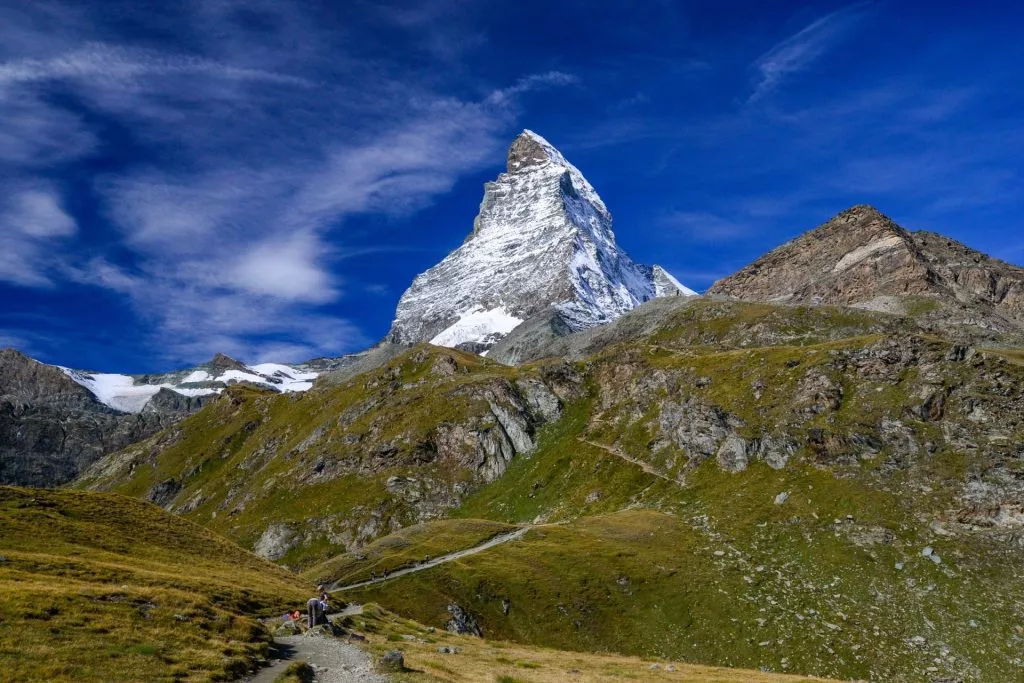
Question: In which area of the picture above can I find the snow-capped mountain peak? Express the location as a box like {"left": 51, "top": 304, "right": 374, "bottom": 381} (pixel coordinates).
{"left": 387, "top": 130, "right": 694, "bottom": 352}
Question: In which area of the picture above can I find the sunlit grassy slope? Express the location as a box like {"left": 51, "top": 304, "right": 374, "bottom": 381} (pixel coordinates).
{"left": 352, "top": 603, "right": 839, "bottom": 682}
{"left": 0, "top": 486, "right": 309, "bottom": 682}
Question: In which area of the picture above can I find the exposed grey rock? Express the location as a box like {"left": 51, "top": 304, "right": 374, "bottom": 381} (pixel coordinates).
{"left": 253, "top": 523, "right": 298, "bottom": 561}
{"left": 377, "top": 649, "right": 405, "bottom": 672}
{"left": 147, "top": 479, "right": 181, "bottom": 507}
{"left": 317, "top": 343, "right": 408, "bottom": 387}
{"left": 0, "top": 349, "right": 203, "bottom": 487}
{"left": 515, "top": 378, "right": 562, "bottom": 422}
{"left": 659, "top": 398, "right": 743, "bottom": 469}
{"left": 445, "top": 603, "right": 483, "bottom": 637}
{"left": 716, "top": 435, "right": 749, "bottom": 473}
{"left": 275, "top": 620, "right": 302, "bottom": 636}
{"left": 758, "top": 436, "right": 796, "bottom": 470}
{"left": 708, "top": 205, "right": 1024, "bottom": 333}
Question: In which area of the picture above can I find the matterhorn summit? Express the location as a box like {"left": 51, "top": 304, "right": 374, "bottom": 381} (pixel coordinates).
{"left": 387, "top": 130, "right": 694, "bottom": 352}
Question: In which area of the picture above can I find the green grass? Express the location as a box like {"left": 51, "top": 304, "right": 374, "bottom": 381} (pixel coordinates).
{"left": 346, "top": 501, "right": 1024, "bottom": 682}
{"left": 455, "top": 391, "right": 675, "bottom": 524}
{"left": 77, "top": 346, "right": 535, "bottom": 569}
{"left": 0, "top": 486, "right": 310, "bottom": 682}
{"left": 66, "top": 301, "right": 1024, "bottom": 681}
{"left": 353, "top": 602, "right": 835, "bottom": 682}
{"left": 303, "top": 518, "right": 517, "bottom": 586}
{"left": 902, "top": 296, "right": 943, "bottom": 317}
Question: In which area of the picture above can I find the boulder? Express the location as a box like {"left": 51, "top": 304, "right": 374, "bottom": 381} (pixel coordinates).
{"left": 377, "top": 649, "right": 405, "bottom": 672}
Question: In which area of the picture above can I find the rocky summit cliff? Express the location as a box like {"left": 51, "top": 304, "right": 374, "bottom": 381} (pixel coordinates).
{"left": 386, "top": 130, "right": 693, "bottom": 352}
{"left": 708, "top": 205, "right": 1024, "bottom": 332}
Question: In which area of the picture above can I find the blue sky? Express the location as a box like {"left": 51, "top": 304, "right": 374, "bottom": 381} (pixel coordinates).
{"left": 2, "top": 1, "right": 1022, "bottom": 372}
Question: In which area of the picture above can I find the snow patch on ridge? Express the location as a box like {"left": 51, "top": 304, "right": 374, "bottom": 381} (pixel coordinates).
{"left": 60, "top": 360, "right": 319, "bottom": 414}
{"left": 246, "top": 363, "right": 318, "bottom": 392}
{"left": 430, "top": 306, "right": 524, "bottom": 349}
{"left": 59, "top": 369, "right": 218, "bottom": 414}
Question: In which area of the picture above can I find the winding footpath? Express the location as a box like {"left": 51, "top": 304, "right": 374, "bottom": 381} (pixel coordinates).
{"left": 245, "top": 529, "right": 533, "bottom": 682}
{"left": 244, "top": 629, "right": 385, "bottom": 683}
{"left": 577, "top": 436, "right": 682, "bottom": 486}
{"left": 327, "top": 526, "right": 531, "bottom": 593}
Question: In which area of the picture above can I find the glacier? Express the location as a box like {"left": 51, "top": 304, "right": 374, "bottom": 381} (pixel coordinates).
{"left": 59, "top": 359, "right": 318, "bottom": 414}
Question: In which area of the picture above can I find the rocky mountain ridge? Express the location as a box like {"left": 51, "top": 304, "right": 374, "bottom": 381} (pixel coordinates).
{"left": 0, "top": 348, "right": 342, "bottom": 487}
{"left": 0, "top": 348, "right": 212, "bottom": 487}
{"left": 386, "top": 130, "right": 694, "bottom": 353}
{"left": 708, "top": 205, "right": 1024, "bottom": 332}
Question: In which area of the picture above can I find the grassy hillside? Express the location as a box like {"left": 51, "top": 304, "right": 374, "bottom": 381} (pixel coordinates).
{"left": 76, "top": 346, "right": 565, "bottom": 569}
{"left": 0, "top": 486, "right": 309, "bottom": 682}
{"left": 334, "top": 505, "right": 1024, "bottom": 682}
{"left": 304, "top": 518, "right": 517, "bottom": 586}
{"left": 353, "top": 603, "right": 837, "bottom": 682}
{"left": 317, "top": 327, "right": 1024, "bottom": 681}
{"left": 74, "top": 300, "right": 1024, "bottom": 680}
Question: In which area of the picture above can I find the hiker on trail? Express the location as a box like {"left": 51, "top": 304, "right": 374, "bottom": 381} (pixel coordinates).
{"left": 382, "top": 568, "right": 389, "bottom": 579}
{"left": 307, "top": 595, "right": 322, "bottom": 627}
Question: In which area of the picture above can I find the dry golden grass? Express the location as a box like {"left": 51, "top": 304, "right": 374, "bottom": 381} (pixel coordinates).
{"left": 354, "top": 605, "right": 842, "bottom": 683}
{"left": 0, "top": 486, "right": 309, "bottom": 682}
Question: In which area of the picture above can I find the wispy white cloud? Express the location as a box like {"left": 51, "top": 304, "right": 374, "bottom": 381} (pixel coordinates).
{"left": 749, "top": 2, "right": 873, "bottom": 102}
{"left": 0, "top": 2, "right": 576, "bottom": 364}
{"left": 0, "top": 183, "right": 77, "bottom": 288}
{"left": 486, "top": 71, "right": 578, "bottom": 106}
{"left": 0, "top": 42, "right": 313, "bottom": 89}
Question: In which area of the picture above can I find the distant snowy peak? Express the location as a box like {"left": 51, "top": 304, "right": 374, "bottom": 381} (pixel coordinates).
{"left": 60, "top": 354, "right": 318, "bottom": 414}
{"left": 652, "top": 265, "right": 698, "bottom": 298}
{"left": 387, "top": 130, "right": 695, "bottom": 352}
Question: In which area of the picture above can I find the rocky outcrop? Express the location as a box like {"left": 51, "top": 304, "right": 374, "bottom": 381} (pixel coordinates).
{"left": 386, "top": 130, "right": 690, "bottom": 352}
{"left": 708, "top": 205, "right": 1024, "bottom": 332}
{"left": 586, "top": 332, "right": 1024, "bottom": 521}
{"left": 446, "top": 603, "right": 483, "bottom": 636}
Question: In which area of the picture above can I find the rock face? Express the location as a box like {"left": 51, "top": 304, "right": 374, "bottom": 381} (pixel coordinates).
{"left": 386, "top": 130, "right": 692, "bottom": 352}
{"left": 0, "top": 349, "right": 210, "bottom": 487}
{"left": 708, "top": 205, "right": 1024, "bottom": 332}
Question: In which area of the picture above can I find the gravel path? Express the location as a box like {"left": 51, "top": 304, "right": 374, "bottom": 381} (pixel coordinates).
{"left": 327, "top": 527, "right": 530, "bottom": 593}
{"left": 245, "top": 628, "right": 386, "bottom": 683}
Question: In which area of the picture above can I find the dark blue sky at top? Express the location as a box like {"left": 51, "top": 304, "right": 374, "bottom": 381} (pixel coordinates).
{"left": 1, "top": 1, "right": 1022, "bottom": 372}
